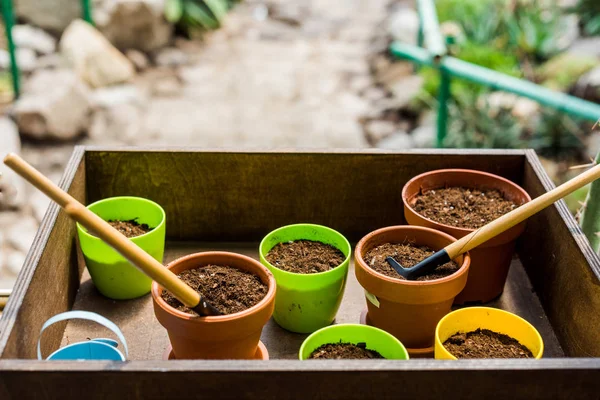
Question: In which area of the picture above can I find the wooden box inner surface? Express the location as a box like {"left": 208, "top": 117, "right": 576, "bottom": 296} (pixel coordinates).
{"left": 1, "top": 149, "right": 599, "bottom": 361}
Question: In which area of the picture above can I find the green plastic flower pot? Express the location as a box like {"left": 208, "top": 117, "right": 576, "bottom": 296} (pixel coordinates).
{"left": 299, "top": 324, "right": 409, "bottom": 360}
{"left": 259, "top": 224, "right": 351, "bottom": 333}
{"left": 77, "top": 196, "right": 166, "bottom": 300}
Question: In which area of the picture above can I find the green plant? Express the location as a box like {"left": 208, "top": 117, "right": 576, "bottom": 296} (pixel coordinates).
{"left": 165, "top": 0, "right": 237, "bottom": 33}
{"left": 443, "top": 91, "right": 526, "bottom": 149}
{"left": 503, "top": 3, "right": 565, "bottom": 61}
{"left": 572, "top": 0, "right": 600, "bottom": 36}
{"left": 420, "top": 42, "right": 521, "bottom": 99}
{"left": 528, "top": 111, "right": 587, "bottom": 159}
{"left": 580, "top": 149, "right": 600, "bottom": 253}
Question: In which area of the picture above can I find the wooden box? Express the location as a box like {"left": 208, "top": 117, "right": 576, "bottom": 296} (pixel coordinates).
{"left": 1, "top": 147, "right": 599, "bottom": 399}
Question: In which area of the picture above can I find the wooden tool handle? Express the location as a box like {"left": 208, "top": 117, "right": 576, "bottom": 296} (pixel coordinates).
{"left": 445, "top": 162, "right": 600, "bottom": 258}
{"left": 3, "top": 153, "right": 201, "bottom": 309}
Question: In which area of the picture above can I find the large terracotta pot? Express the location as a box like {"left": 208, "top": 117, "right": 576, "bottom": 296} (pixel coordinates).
{"left": 402, "top": 169, "right": 531, "bottom": 304}
{"left": 151, "top": 252, "right": 276, "bottom": 360}
{"left": 355, "top": 226, "right": 470, "bottom": 357}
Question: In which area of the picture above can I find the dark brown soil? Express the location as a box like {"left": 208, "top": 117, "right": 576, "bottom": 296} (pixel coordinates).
{"left": 161, "top": 265, "right": 267, "bottom": 316}
{"left": 363, "top": 242, "right": 459, "bottom": 281}
{"left": 309, "top": 342, "right": 385, "bottom": 359}
{"left": 265, "top": 240, "right": 345, "bottom": 274}
{"left": 443, "top": 328, "right": 534, "bottom": 359}
{"left": 107, "top": 219, "right": 152, "bottom": 238}
{"left": 413, "top": 187, "right": 519, "bottom": 229}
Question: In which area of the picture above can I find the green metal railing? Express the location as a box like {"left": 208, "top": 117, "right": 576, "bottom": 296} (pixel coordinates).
{"left": 0, "top": 0, "right": 94, "bottom": 98}
{"left": 394, "top": 0, "right": 600, "bottom": 148}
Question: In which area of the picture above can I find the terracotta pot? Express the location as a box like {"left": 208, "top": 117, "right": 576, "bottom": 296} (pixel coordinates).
{"left": 151, "top": 252, "right": 276, "bottom": 360}
{"left": 402, "top": 169, "right": 531, "bottom": 304}
{"left": 354, "top": 226, "right": 470, "bottom": 356}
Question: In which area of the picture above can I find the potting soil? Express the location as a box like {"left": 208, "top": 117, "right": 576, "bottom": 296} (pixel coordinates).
{"left": 265, "top": 240, "right": 345, "bottom": 274}
{"left": 364, "top": 242, "right": 459, "bottom": 281}
{"left": 309, "top": 342, "right": 385, "bottom": 359}
{"left": 107, "top": 219, "right": 152, "bottom": 238}
{"left": 443, "top": 328, "right": 534, "bottom": 359}
{"left": 413, "top": 187, "right": 518, "bottom": 229}
{"left": 161, "top": 265, "right": 268, "bottom": 316}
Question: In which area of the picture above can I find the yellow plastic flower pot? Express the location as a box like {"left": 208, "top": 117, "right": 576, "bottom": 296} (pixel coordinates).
{"left": 435, "top": 307, "right": 544, "bottom": 359}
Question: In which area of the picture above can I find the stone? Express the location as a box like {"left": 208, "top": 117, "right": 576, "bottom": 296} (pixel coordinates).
{"left": 125, "top": 49, "right": 150, "bottom": 71}
{"left": 89, "top": 103, "right": 143, "bottom": 144}
{"left": 375, "top": 61, "right": 414, "bottom": 87}
{"left": 88, "top": 85, "right": 147, "bottom": 144}
{"left": 556, "top": 14, "right": 580, "bottom": 52}
{"left": 94, "top": 0, "right": 173, "bottom": 52}
{"left": 538, "top": 53, "right": 599, "bottom": 91}
{"left": 365, "top": 120, "right": 396, "bottom": 142}
{"left": 5, "top": 248, "right": 26, "bottom": 276}
{"left": 154, "top": 47, "right": 189, "bottom": 67}
{"left": 388, "top": 8, "right": 419, "bottom": 45}
{"left": 90, "top": 84, "right": 147, "bottom": 108}
{"left": 30, "top": 189, "right": 51, "bottom": 222}
{"left": 60, "top": 20, "right": 135, "bottom": 88}
{"left": 388, "top": 75, "right": 424, "bottom": 108}
{"left": 6, "top": 215, "right": 38, "bottom": 254}
{"left": 15, "top": 0, "right": 81, "bottom": 33}
{"left": 13, "top": 69, "right": 92, "bottom": 141}
{"left": 35, "top": 53, "right": 67, "bottom": 70}
{"left": 13, "top": 25, "right": 56, "bottom": 55}
{"left": 0, "top": 117, "right": 26, "bottom": 210}
{"left": 481, "top": 92, "right": 540, "bottom": 122}
{"left": 411, "top": 125, "right": 436, "bottom": 148}
{"left": 568, "top": 37, "right": 600, "bottom": 59}
{"left": 573, "top": 66, "right": 600, "bottom": 103}
{"left": 0, "top": 48, "right": 37, "bottom": 73}
{"left": 377, "top": 131, "right": 414, "bottom": 149}
{"left": 152, "top": 75, "right": 182, "bottom": 96}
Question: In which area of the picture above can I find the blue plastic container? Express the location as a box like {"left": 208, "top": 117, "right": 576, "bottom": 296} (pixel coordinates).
{"left": 38, "top": 311, "right": 128, "bottom": 361}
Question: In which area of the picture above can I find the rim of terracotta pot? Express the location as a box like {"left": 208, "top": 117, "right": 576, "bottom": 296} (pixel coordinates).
{"left": 355, "top": 225, "right": 470, "bottom": 286}
{"left": 402, "top": 169, "right": 532, "bottom": 237}
{"left": 151, "top": 251, "right": 277, "bottom": 322}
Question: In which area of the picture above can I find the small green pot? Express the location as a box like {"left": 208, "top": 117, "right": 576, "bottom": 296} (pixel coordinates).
{"left": 259, "top": 224, "right": 351, "bottom": 333}
{"left": 77, "top": 196, "right": 166, "bottom": 300}
{"left": 299, "top": 324, "right": 409, "bottom": 360}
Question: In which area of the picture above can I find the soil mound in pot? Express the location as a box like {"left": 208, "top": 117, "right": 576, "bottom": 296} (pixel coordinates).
{"left": 363, "top": 242, "right": 459, "bottom": 281}
{"left": 443, "top": 328, "right": 533, "bottom": 359}
{"left": 309, "top": 342, "right": 384, "bottom": 359}
{"left": 265, "top": 240, "right": 345, "bottom": 274}
{"left": 161, "top": 265, "right": 268, "bottom": 316}
{"left": 107, "top": 219, "right": 152, "bottom": 238}
{"left": 413, "top": 187, "right": 519, "bottom": 229}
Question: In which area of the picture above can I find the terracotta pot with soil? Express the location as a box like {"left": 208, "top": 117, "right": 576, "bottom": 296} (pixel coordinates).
{"left": 259, "top": 224, "right": 351, "bottom": 333}
{"left": 402, "top": 169, "right": 531, "bottom": 304}
{"left": 354, "top": 225, "right": 470, "bottom": 357}
{"left": 151, "top": 252, "right": 276, "bottom": 360}
{"left": 435, "top": 307, "right": 544, "bottom": 359}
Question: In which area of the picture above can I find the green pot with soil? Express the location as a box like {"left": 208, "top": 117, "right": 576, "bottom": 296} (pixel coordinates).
{"left": 151, "top": 251, "right": 276, "bottom": 359}
{"left": 77, "top": 196, "right": 166, "bottom": 300}
{"left": 435, "top": 307, "right": 544, "bottom": 359}
{"left": 402, "top": 169, "right": 531, "bottom": 304}
{"left": 299, "top": 324, "right": 409, "bottom": 360}
{"left": 259, "top": 223, "right": 351, "bottom": 333}
{"left": 355, "top": 225, "right": 470, "bottom": 357}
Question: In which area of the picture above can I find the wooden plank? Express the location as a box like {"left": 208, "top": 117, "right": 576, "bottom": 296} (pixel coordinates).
{"left": 0, "top": 147, "right": 86, "bottom": 359}
{"left": 84, "top": 150, "right": 525, "bottom": 242}
{"left": 0, "top": 359, "right": 599, "bottom": 399}
{"left": 60, "top": 242, "right": 563, "bottom": 360}
{"left": 518, "top": 151, "right": 600, "bottom": 357}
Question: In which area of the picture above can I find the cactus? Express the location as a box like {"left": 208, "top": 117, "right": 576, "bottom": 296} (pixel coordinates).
{"left": 580, "top": 149, "right": 600, "bottom": 254}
